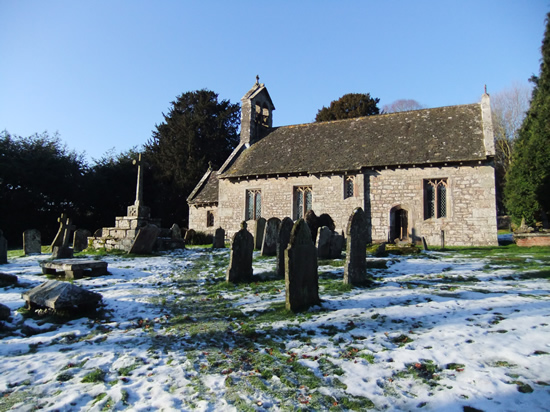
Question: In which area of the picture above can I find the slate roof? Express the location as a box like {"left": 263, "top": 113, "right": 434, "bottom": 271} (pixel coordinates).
{"left": 221, "top": 102, "right": 489, "bottom": 178}
{"left": 187, "top": 169, "right": 219, "bottom": 204}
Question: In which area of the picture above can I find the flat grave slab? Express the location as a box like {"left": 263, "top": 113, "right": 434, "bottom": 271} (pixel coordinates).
{"left": 40, "top": 259, "right": 108, "bottom": 280}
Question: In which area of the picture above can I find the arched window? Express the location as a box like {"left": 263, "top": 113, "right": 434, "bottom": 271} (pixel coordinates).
{"left": 294, "top": 186, "right": 312, "bottom": 219}
{"left": 245, "top": 189, "right": 262, "bottom": 220}
{"left": 344, "top": 175, "right": 355, "bottom": 199}
{"left": 424, "top": 179, "right": 448, "bottom": 219}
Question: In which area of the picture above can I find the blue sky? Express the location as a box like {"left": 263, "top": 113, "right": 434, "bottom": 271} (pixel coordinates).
{"left": 0, "top": 1, "right": 548, "bottom": 162}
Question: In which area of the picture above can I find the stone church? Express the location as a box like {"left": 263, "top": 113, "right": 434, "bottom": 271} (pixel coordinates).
{"left": 187, "top": 80, "right": 498, "bottom": 246}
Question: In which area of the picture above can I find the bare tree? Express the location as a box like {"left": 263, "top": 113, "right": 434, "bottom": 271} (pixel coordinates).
{"left": 490, "top": 82, "right": 532, "bottom": 214}
{"left": 382, "top": 99, "right": 424, "bottom": 113}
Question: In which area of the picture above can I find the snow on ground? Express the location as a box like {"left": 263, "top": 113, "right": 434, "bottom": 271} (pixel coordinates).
{"left": 0, "top": 244, "right": 549, "bottom": 411}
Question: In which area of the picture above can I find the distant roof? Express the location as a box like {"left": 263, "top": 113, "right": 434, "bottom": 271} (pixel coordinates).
{"left": 187, "top": 169, "right": 219, "bottom": 205}
{"left": 221, "top": 102, "right": 489, "bottom": 178}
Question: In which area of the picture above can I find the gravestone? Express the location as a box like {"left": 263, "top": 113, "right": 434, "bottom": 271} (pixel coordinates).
{"left": 22, "top": 280, "right": 102, "bottom": 312}
{"left": 422, "top": 237, "right": 429, "bottom": 251}
{"left": 93, "top": 228, "right": 103, "bottom": 238}
{"left": 184, "top": 229, "right": 195, "bottom": 245}
{"left": 0, "top": 230, "right": 8, "bottom": 264}
{"left": 23, "top": 229, "right": 41, "bottom": 255}
{"left": 261, "top": 217, "right": 281, "bottom": 256}
{"left": 344, "top": 207, "right": 370, "bottom": 286}
{"left": 285, "top": 219, "right": 320, "bottom": 312}
{"left": 276, "top": 217, "right": 294, "bottom": 278}
{"left": 317, "top": 226, "right": 344, "bottom": 259}
{"left": 254, "top": 217, "right": 266, "bottom": 250}
{"left": 51, "top": 213, "right": 75, "bottom": 259}
{"left": 212, "top": 227, "right": 226, "bottom": 249}
{"left": 129, "top": 224, "right": 161, "bottom": 255}
{"left": 73, "top": 229, "right": 91, "bottom": 252}
{"left": 304, "top": 210, "right": 319, "bottom": 243}
{"left": 170, "top": 223, "right": 182, "bottom": 240}
{"left": 226, "top": 222, "right": 254, "bottom": 283}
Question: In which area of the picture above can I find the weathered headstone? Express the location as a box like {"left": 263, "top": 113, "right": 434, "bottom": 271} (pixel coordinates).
{"left": 93, "top": 228, "right": 103, "bottom": 238}
{"left": 276, "top": 217, "right": 294, "bottom": 278}
{"left": 374, "top": 242, "right": 387, "bottom": 257}
{"left": 0, "top": 272, "right": 18, "bottom": 286}
{"left": 212, "top": 227, "right": 226, "bottom": 249}
{"left": 317, "top": 226, "right": 345, "bottom": 259}
{"left": 170, "top": 223, "right": 182, "bottom": 240}
{"left": 0, "top": 303, "right": 10, "bottom": 321}
{"left": 285, "top": 219, "right": 321, "bottom": 312}
{"left": 261, "top": 217, "right": 281, "bottom": 256}
{"left": 254, "top": 217, "right": 266, "bottom": 250}
{"left": 0, "top": 230, "right": 8, "bottom": 264}
{"left": 343, "top": 207, "right": 370, "bottom": 286}
{"left": 22, "top": 280, "right": 102, "bottom": 312}
{"left": 421, "top": 237, "right": 429, "bottom": 251}
{"left": 226, "top": 222, "right": 254, "bottom": 283}
{"left": 73, "top": 229, "right": 91, "bottom": 252}
{"left": 23, "top": 229, "right": 41, "bottom": 255}
{"left": 304, "top": 210, "right": 319, "bottom": 244}
{"left": 51, "top": 213, "right": 75, "bottom": 259}
{"left": 184, "top": 229, "right": 195, "bottom": 245}
{"left": 129, "top": 224, "right": 160, "bottom": 254}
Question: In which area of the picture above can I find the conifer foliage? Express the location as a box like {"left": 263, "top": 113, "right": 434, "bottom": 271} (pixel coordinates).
{"left": 145, "top": 89, "right": 240, "bottom": 225}
{"left": 315, "top": 93, "right": 380, "bottom": 122}
{"left": 504, "top": 13, "right": 550, "bottom": 226}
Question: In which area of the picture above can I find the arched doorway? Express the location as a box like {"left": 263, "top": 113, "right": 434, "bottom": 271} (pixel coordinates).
{"left": 390, "top": 206, "right": 409, "bottom": 242}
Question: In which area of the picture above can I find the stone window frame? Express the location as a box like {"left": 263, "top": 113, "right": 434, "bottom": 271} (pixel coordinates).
{"left": 206, "top": 210, "right": 214, "bottom": 227}
{"left": 293, "top": 186, "right": 313, "bottom": 220}
{"left": 245, "top": 189, "right": 262, "bottom": 220}
{"left": 424, "top": 178, "right": 448, "bottom": 220}
{"left": 344, "top": 175, "right": 356, "bottom": 199}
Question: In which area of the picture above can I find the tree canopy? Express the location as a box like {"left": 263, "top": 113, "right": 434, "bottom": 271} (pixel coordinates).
{"left": 382, "top": 99, "right": 424, "bottom": 113}
{"left": 315, "top": 93, "right": 380, "bottom": 122}
{"left": 145, "top": 89, "right": 240, "bottom": 225}
{"left": 0, "top": 131, "right": 87, "bottom": 243}
{"left": 504, "top": 13, "right": 550, "bottom": 226}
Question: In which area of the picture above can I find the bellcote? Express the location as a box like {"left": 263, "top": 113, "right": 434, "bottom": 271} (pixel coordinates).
{"left": 240, "top": 76, "right": 276, "bottom": 145}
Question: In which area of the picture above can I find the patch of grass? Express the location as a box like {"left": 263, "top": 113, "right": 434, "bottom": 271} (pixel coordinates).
{"left": 81, "top": 368, "right": 106, "bottom": 384}
{"left": 56, "top": 372, "right": 74, "bottom": 382}
{"left": 391, "top": 334, "right": 414, "bottom": 346}
{"left": 118, "top": 360, "right": 144, "bottom": 376}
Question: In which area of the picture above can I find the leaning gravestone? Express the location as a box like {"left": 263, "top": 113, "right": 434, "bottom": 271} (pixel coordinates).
{"left": 129, "top": 224, "right": 160, "bottom": 254}
{"left": 0, "top": 230, "right": 8, "bottom": 264}
{"left": 22, "top": 280, "right": 102, "bottom": 312}
{"left": 226, "top": 222, "right": 254, "bottom": 283}
{"left": 23, "top": 229, "right": 41, "bottom": 255}
{"left": 254, "top": 217, "right": 266, "bottom": 250}
{"left": 212, "top": 227, "right": 226, "bottom": 249}
{"left": 261, "top": 217, "right": 281, "bottom": 256}
{"left": 317, "top": 226, "right": 344, "bottom": 259}
{"left": 344, "top": 207, "right": 370, "bottom": 286}
{"left": 276, "top": 217, "right": 294, "bottom": 278}
{"left": 285, "top": 219, "right": 321, "bottom": 312}
{"left": 51, "top": 213, "right": 75, "bottom": 259}
{"left": 73, "top": 229, "right": 91, "bottom": 252}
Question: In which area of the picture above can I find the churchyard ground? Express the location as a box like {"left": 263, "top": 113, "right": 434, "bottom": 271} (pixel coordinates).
{"left": 0, "top": 239, "right": 549, "bottom": 411}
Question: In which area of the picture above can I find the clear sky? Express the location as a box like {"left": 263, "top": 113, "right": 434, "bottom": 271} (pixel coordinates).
{"left": 0, "top": 1, "right": 548, "bottom": 163}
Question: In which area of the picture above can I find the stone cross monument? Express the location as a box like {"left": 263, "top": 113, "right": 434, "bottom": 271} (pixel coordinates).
{"left": 127, "top": 153, "right": 150, "bottom": 218}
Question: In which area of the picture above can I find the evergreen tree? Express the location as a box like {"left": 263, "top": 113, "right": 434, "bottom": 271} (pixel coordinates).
{"left": 0, "top": 131, "right": 87, "bottom": 244}
{"left": 504, "top": 13, "right": 550, "bottom": 227}
{"left": 145, "top": 89, "right": 240, "bottom": 226}
{"left": 315, "top": 93, "right": 380, "bottom": 122}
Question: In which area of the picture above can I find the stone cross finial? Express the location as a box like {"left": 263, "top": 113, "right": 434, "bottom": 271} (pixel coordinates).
{"left": 133, "top": 153, "right": 144, "bottom": 206}
{"left": 256, "top": 75, "right": 259, "bottom": 84}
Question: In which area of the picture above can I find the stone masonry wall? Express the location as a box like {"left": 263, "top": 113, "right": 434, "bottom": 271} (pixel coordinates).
{"left": 188, "top": 205, "right": 218, "bottom": 235}
{"left": 217, "top": 174, "right": 364, "bottom": 239}
{"left": 191, "top": 163, "right": 498, "bottom": 247}
{"left": 368, "top": 164, "right": 498, "bottom": 246}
